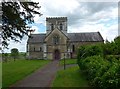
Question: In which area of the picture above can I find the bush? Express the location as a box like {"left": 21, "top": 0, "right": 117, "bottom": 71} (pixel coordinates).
{"left": 100, "top": 62, "right": 120, "bottom": 89}
{"left": 77, "top": 36, "right": 120, "bottom": 89}
{"left": 78, "top": 55, "right": 120, "bottom": 89}
{"left": 77, "top": 44, "right": 103, "bottom": 66}
{"left": 105, "top": 55, "right": 118, "bottom": 63}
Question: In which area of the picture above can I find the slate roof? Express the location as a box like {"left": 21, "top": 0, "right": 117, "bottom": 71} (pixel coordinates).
{"left": 27, "top": 32, "right": 104, "bottom": 43}
{"left": 27, "top": 34, "right": 46, "bottom": 43}
{"left": 68, "top": 32, "right": 104, "bottom": 42}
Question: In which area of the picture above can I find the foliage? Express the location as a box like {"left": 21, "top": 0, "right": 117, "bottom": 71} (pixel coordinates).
{"left": 77, "top": 44, "right": 103, "bottom": 65}
{"left": 2, "top": 59, "right": 50, "bottom": 87}
{"left": 103, "top": 36, "right": 120, "bottom": 56}
{"left": 2, "top": 53, "right": 9, "bottom": 62}
{"left": 2, "top": 1, "right": 42, "bottom": 48}
{"left": 114, "top": 36, "right": 120, "bottom": 54}
{"left": 2, "top": 52, "right": 27, "bottom": 62}
{"left": 77, "top": 36, "right": 120, "bottom": 89}
{"left": 11, "top": 48, "right": 19, "bottom": 61}
{"left": 78, "top": 56, "right": 120, "bottom": 89}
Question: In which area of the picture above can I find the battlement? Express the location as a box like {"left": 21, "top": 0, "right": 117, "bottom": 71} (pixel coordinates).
{"left": 46, "top": 17, "right": 67, "bottom": 21}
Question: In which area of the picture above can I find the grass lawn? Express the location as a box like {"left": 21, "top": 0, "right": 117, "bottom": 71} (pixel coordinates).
{"left": 52, "top": 66, "right": 89, "bottom": 87}
{"left": 2, "top": 59, "right": 50, "bottom": 87}
{"left": 59, "top": 59, "right": 77, "bottom": 65}
{"left": 0, "top": 62, "right": 2, "bottom": 88}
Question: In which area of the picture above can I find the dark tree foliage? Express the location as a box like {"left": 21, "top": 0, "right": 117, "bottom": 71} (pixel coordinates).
{"left": 2, "top": 53, "right": 8, "bottom": 62}
{"left": 2, "top": 1, "right": 42, "bottom": 48}
{"left": 11, "top": 48, "right": 19, "bottom": 61}
{"left": 114, "top": 36, "right": 120, "bottom": 54}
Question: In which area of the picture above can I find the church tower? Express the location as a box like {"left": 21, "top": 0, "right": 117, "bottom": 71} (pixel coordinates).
{"left": 46, "top": 17, "right": 67, "bottom": 36}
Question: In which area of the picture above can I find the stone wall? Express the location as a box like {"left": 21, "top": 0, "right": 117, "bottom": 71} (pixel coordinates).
{"left": 28, "top": 51, "right": 43, "bottom": 59}
{"left": 27, "top": 43, "right": 44, "bottom": 59}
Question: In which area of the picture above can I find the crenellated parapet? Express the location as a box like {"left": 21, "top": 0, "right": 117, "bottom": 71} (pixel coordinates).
{"left": 46, "top": 17, "right": 67, "bottom": 21}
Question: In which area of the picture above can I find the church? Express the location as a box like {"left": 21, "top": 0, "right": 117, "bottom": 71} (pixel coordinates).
{"left": 26, "top": 17, "right": 104, "bottom": 60}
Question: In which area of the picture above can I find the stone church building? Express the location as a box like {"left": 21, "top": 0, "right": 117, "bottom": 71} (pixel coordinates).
{"left": 27, "top": 17, "right": 104, "bottom": 60}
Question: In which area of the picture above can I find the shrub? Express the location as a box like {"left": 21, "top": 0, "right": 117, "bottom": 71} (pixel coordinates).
{"left": 77, "top": 36, "right": 120, "bottom": 89}
{"left": 78, "top": 55, "right": 120, "bottom": 89}
{"left": 77, "top": 44, "right": 103, "bottom": 66}
{"left": 100, "top": 62, "right": 120, "bottom": 89}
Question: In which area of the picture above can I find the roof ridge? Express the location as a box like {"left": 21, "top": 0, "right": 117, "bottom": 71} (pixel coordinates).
{"left": 68, "top": 32, "right": 98, "bottom": 34}
{"left": 31, "top": 33, "right": 46, "bottom": 35}
{"left": 46, "top": 17, "right": 67, "bottom": 19}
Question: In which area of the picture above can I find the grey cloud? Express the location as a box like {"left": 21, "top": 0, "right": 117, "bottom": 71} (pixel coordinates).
{"left": 56, "top": 2, "right": 117, "bottom": 27}
{"left": 41, "top": 1, "right": 117, "bottom": 27}
{"left": 80, "top": 2, "right": 117, "bottom": 14}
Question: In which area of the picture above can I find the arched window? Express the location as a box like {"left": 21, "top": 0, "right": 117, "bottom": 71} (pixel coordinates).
{"left": 53, "top": 35, "right": 59, "bottom": 44}
{"left": 51, "top": 23, "right": 54, "bottom": 30}
{"left": 60, "top": 23, "right": 63, "bottom": 30}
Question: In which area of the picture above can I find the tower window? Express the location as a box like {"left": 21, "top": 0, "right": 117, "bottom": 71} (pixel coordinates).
{"left": 51, "top": 23, "right": 54, "bottom": 30}
{"left": 53, "top": 35, "right": 59, "bottom": 44}
{"left": 60, "top": 23, "right": 63, "bottom": 30}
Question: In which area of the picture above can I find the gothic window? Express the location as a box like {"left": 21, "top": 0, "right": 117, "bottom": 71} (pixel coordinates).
{"left": 51, "top": 23, "right": 54, "bottom": 30}
{"left": 53, "top": 35, "right": 59, "bottom": 44}
{"left": 60, "top": 23, "right": 63, "bottom": 30}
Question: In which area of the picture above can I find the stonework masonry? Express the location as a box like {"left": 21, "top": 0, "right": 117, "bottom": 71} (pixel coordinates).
{"left": 27, "top": 17, "right": 104, "bottom": 60}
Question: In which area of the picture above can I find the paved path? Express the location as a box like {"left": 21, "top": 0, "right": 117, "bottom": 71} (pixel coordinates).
{"left": 11, "top": 60, "right": 59, "bottom": 87}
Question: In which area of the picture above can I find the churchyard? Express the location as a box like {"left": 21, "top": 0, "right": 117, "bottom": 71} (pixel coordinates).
{"left": 2, "top": 36, "right": 120, "bottom": 88}
{"left": 2, "top": 58, "right": 89, "bottom": 87}
{"left": 2, "top": 59, "right": 50, "bottom": 87}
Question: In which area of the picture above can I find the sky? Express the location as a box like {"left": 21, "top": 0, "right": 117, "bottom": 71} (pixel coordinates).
{"left": 3, "top": 0, "right": 120, "bottom": 53}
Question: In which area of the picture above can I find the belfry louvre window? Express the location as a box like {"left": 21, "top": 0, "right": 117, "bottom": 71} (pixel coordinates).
{"left": 60, "top": 23, "right": 63, "bottom": 30}
{"left": 51, "top": 23, "right": 54, "bottom": 30}
{"left": 53, "top": 35, "right": 59, "bottom": 44}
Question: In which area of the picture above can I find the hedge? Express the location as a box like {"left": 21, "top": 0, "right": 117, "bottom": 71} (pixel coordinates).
{"left": 78, "top": 55, "right": 120, "bottom": 89}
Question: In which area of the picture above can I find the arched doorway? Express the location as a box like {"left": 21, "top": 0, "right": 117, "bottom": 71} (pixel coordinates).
{"left": 53, "top": 49, "right": 60, "bottom": 60}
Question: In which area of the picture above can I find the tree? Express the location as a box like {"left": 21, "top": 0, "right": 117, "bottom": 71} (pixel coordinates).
{"left": 2, "top": 1, "right": 42, "bottom": 48}
{"left": 114, "top": 36, "right": 120, "bottom": 54}
{"left": 2, "top": 53, "right": 8, "bottom": 62}
{"left": 11, "top": 48, "right": 19, "bottom": 61}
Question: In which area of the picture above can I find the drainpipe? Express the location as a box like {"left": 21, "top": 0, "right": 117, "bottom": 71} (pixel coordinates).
{"left": 64, "top": 53, "right": 66, "bottom": 70}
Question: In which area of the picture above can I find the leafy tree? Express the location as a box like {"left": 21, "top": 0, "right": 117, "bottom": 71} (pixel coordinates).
{"left": 11, "top": 48, "right": 19, "bottom": 61}
{"left": 114, "top": 36, "right": 120, "bottom": 54}
{"left": 2, "top": 1, "right": 42, "bottom": 48}
{"left": 2, "top": 53, "right": 8, "bottom": 62}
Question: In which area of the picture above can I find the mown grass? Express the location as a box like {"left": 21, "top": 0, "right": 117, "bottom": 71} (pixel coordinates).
{"left": 2, "top": 59, "right": 50, "bottom": 87}
{"left": 60, "top": 59, "right": 77, "bottom": 65}
{"left": 52, "top": 66, "right": 89, "bottom": 87}
{"left": 0, "top": 62, "right": 2, "bottom": 88}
